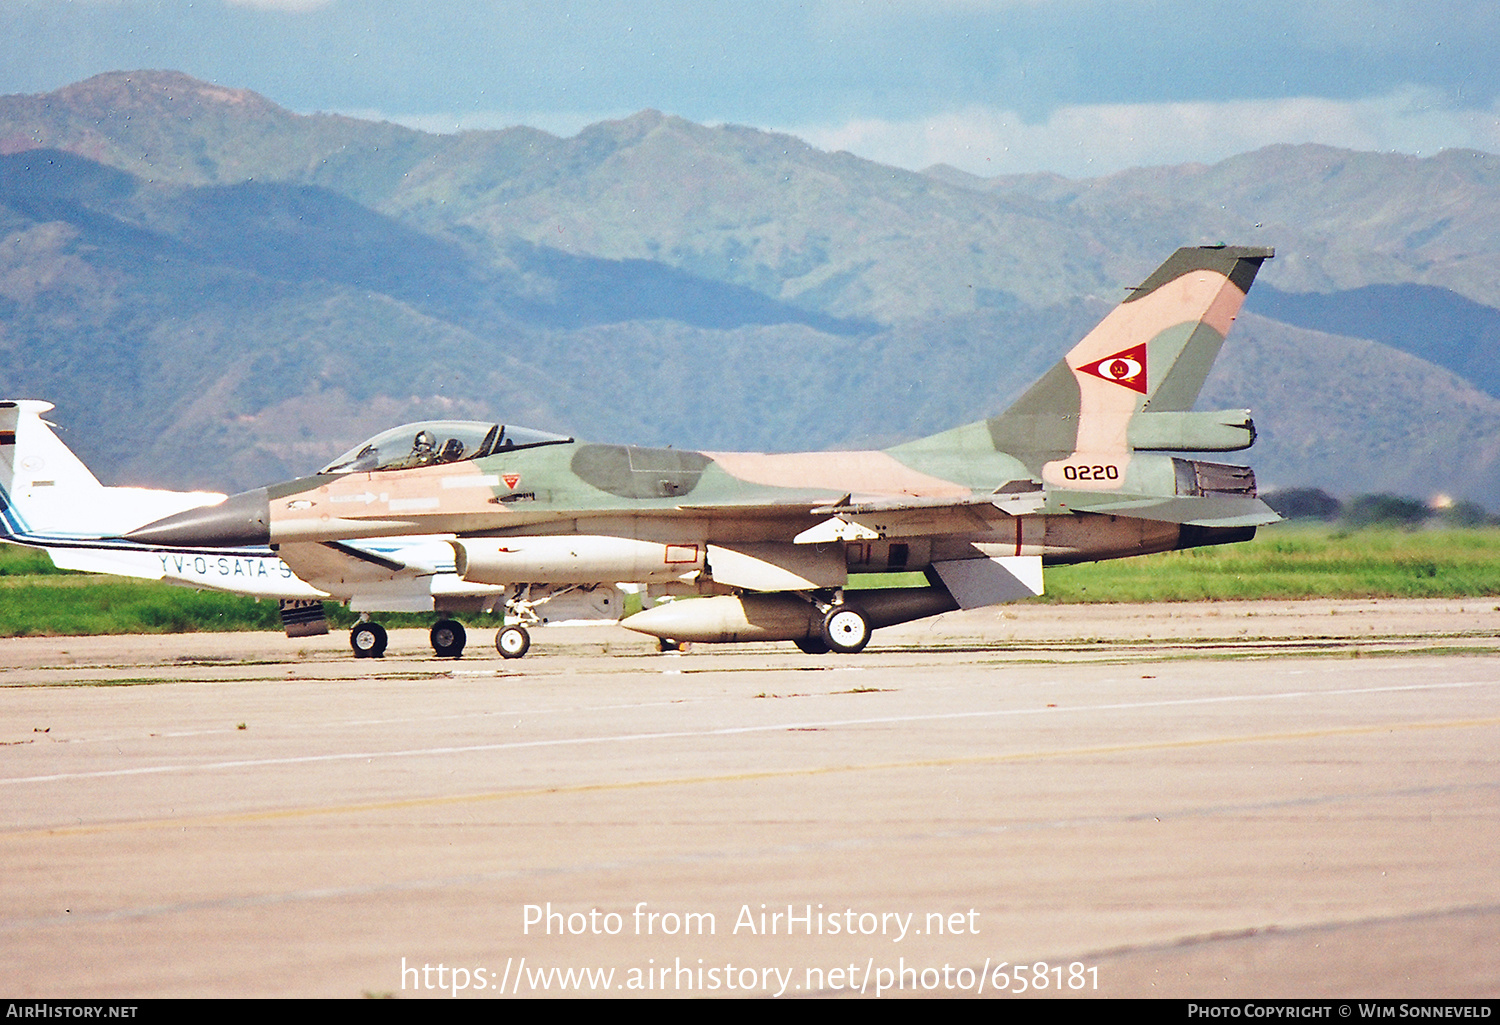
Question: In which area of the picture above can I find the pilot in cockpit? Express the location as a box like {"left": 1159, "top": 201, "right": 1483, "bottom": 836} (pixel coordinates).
{"left": 410, "top": 430, "right": 438, "bottom": 465}
{"left": 318, "top": 420, "right": 569, "bottom": 476}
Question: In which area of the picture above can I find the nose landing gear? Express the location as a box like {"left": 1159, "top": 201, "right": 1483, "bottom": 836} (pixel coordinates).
{"left": 496, "top": 624, "right": 531, "bottom": 658}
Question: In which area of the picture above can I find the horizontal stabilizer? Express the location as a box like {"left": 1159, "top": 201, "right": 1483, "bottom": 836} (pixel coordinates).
{"left": 1058, "top": 492, "right": 1281, "bottom": 528}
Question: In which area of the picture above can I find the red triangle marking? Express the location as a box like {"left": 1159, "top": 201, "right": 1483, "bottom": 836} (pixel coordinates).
{"left": 1079, "top": 343, "right": 1148, "bottom": 394}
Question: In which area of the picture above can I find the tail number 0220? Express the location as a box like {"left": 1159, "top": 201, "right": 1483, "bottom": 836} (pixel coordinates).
{"left": 1062, "top": 464, "right": 1119, "bottom": 481}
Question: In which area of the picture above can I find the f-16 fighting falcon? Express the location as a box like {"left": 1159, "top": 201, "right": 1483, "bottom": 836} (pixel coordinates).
{"left": 127, "top": 245, "right": 1279, "bottom": 658}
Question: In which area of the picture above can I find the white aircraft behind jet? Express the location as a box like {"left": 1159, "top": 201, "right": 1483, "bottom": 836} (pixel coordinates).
{"left": 0, "top": 400, "right": 620, "bottom": 658}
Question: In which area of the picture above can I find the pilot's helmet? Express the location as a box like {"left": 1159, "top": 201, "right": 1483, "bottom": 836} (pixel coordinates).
{"left": 413, "top": 430, "right": 437, "bottom": 454}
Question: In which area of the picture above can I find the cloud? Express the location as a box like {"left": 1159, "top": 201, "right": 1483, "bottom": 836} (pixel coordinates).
{"left": 787, "top": 87, "right": 1500, "bottom": 178}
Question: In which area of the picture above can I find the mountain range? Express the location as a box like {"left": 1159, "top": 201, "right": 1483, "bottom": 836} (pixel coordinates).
{"left": 3, "top": 70, "right": 1500, "bottom": 506}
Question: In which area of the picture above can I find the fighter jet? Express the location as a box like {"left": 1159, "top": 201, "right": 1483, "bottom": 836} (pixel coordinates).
{"left": 128, "top": 245, "right": 1279, "bottom": 656}
{"left": 0, "top": 400, "right": 621, "bottom": 657}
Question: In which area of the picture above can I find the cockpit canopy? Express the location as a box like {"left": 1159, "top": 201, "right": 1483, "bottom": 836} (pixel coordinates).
{"left": 318, "top": 420, "right": 571, "bottom": 475}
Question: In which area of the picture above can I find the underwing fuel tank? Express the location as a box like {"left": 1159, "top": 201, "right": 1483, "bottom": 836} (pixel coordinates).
{"left": 620, "top": 587, "right": 959, "bottom": 644}
{"left": 452, "top": 536, "right": 705, "bottom": 585}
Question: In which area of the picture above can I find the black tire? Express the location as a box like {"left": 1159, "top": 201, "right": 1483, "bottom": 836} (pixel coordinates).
{"left": 794, "top": 636, "right": 830, "bottom": 654}
{"left": 496, "top": 625, "right": 531, "bottom": 659}
{"left": 821, "top": 605, "right": 871, "bottom": 654}
{"left": 351, "top": 621, "right": 388, "bottom": 658}
{"left": 657, "top": 638, "right": 682, "bottom": 653}
{"left": 430, "top": 619, "right": 466, "bottom": 659}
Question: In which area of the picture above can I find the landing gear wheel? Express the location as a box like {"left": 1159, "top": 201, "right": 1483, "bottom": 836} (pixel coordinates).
{"left": 658, "top": 638, "right": 682, "bottom": 653}
{"left": 821, "top": 606, "right": 870, "bottom": 654}
{"left": 430, "top": 619, "right": 466, "bottom": 659}
{"left": 351, "top": 621, "right": 388, "bottom": 658}
{"left": 496, "top": 624, "right": 531, "bottom": 659}
{"left": 794, "top": 636, "right": 830, "bottom": 655}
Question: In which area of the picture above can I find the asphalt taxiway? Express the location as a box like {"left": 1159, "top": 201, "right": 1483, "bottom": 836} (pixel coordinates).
{"left": 1, "top": 599, "right": 1497, "bottom": 998}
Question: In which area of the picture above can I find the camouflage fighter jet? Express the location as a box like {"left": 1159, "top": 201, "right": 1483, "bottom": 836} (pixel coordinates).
{"left": 127, "top": 245, "right": 1279, "bottom": 657}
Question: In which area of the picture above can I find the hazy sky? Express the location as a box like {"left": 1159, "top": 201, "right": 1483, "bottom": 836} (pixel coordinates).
{"left": 3, "top": 0, "right": 1498, "bottom": 177}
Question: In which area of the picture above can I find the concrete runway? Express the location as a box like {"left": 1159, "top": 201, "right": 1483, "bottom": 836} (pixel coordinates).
{"left": 1, "top": 599, "right": 1497, "bottom": 998}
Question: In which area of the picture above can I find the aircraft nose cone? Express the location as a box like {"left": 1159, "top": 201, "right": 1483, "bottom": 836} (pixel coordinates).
{"left": 126, "top": 488, "right": 271, "bottom": 547}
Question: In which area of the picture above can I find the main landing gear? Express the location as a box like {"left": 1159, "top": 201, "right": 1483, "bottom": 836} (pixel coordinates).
{"left": 430, "top": 619, "right": 466, "bottom": 658}
{"left": 348, "top": 617, "right": 469, "bottom": 659}
{"left": 343, "top": 584, "right": 606, "bottom": 660}
{"left": 816, "top": 606, "right": 876, "bottom": 654}
{"left": 350, "top": 620, "right": 388, "bottom": 658}
{"left": 789, "top": 596, "right": 871, "bottom": 655}
{"left": 786, "top": 597, "right": 870, "bottom": 654}
{"left": 347, "top": 617, "right": 530, "bottom": 660}
{"left": 820, "top": 604, "right": 871, "bottom": 654}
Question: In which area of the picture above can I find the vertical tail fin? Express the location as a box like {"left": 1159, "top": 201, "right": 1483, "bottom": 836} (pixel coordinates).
{"left": 0, "top": 400, "right": 105, "bottom": 540}
{"left": 1103, "top": 244, "right": 1272, "bottom": 412}
{"left": 0, "top": 400, "right": 223, "bottom": 540}
{"left": 987, "top": 245, "right": 1272, "bottom": 480}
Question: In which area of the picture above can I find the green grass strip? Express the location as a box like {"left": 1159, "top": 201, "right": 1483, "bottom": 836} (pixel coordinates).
{"left": 1038, "top": 524, "right": 1500, "bottom": 603}
{"left": 2, "top": 524, "right": 1499, "bottom": 636}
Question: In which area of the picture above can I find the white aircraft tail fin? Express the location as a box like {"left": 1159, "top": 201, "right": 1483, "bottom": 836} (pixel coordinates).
{"left": 0, "top": 400, "right": 225, "bottom": 541}
{"left": 0, "top": 399, "right": 103, "bottom": 494}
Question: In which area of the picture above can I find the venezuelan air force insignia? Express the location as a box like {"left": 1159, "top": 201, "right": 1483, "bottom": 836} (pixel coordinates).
{"left": 1078, "top": 344, "right": 1148, "bottom": 394}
